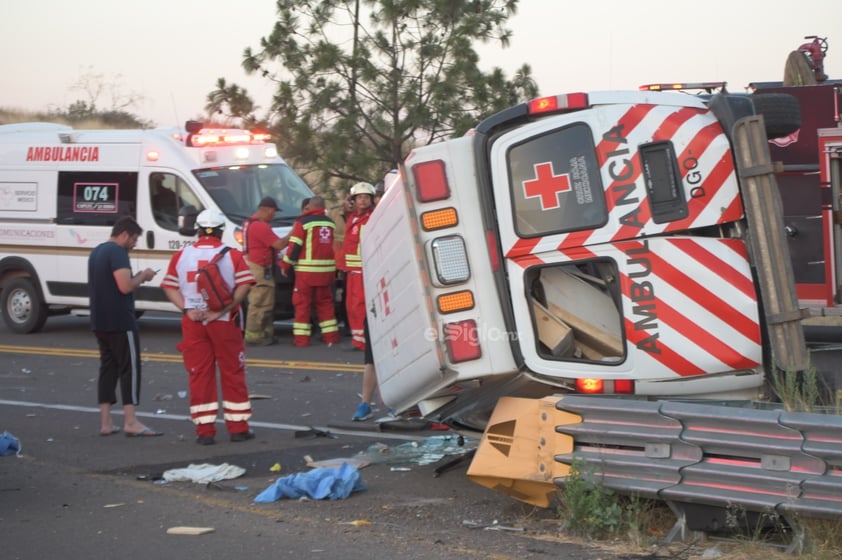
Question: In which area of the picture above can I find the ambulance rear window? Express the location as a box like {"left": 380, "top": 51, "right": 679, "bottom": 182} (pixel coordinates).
{"left": 507, "top": 123, "right": 607, "bottom": 237}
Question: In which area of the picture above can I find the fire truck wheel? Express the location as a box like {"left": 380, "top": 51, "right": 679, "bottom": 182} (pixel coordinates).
{"left": 2, "top": 277, "right": 48, "bottom": 334}
{"left": 751, "top": 93, "right": 802, "bottom": 140}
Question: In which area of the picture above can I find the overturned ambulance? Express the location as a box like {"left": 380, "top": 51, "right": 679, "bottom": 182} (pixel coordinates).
{"left": 363, "top": 88, "right": 811, "bottom": 429}
{"left": 362, "top": 38, "right": 842, "bottom": 520}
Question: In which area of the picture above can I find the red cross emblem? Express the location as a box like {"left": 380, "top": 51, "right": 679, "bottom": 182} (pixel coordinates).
{"left": 378, "top": 277, "right": 391, "bottom": 317}
{"left": 522, "top": 161, "right": 571, "bottom": 210}
{"left": 186, "top": 260, "right": 208, "bottom": 283}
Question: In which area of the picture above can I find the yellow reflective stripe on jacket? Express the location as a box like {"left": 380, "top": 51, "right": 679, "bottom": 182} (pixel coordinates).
{"left": 295, "top": 263, "right": 336, "bottom": 273}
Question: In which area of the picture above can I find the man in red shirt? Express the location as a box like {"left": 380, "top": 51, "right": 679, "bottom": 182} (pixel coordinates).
{"left": 160, "top": 209, "right": 256, "bottom": 445}
{"left": 242, "top": 196, "right": 288, "bottom": 346}
{"left": 338, "top": 182, "right": 376, "bottom": 351}
{"left": 280, "top": 196, "right": 339, "bottom": 347}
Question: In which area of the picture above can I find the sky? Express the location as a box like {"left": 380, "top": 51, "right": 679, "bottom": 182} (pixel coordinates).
{"left": 3, "top": 0, "right": 842, "bottom": 128}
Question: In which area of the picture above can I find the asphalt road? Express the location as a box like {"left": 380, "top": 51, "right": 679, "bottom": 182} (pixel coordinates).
{"left": 0, "top": 312, "right": 618, "bottom": 560}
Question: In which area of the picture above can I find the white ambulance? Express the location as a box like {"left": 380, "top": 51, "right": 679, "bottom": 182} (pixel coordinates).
{"left": 363, "top": 89, "right": 810, "bottom": 430}
{"left": 0, "top": 121, "right": 313, "bottom": 333}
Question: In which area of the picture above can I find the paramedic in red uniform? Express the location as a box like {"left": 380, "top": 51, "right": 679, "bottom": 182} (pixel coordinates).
{"left": 242, "top": 196, "right": 288, "bottom": 346}
{"left": 338, "top": 182, "right": 376, "bottom": 351}
{"left": 280, "top": 195, "right": 340, "bottom": 347}
{"left": 160, "top": 209, "right": 257, "bottom": 446}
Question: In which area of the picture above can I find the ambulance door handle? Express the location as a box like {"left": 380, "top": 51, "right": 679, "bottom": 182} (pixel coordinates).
{"left": 146, "top": 230, "right": 155, "bottom": 249}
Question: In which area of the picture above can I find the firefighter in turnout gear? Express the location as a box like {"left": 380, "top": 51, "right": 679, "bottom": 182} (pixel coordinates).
{"left": 280, "top": 196, "right": 339, "bottom": 347}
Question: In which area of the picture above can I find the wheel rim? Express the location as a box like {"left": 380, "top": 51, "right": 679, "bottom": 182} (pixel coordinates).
{"left": 6, "top": 287, "right": 32, "bottom": 324}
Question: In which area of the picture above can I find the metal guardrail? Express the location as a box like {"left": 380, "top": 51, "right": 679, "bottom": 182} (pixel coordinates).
{"left": 553, "top": 395, "right": 842, "bottom": 548}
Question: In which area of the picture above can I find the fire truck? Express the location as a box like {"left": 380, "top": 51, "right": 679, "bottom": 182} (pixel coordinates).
{"left": 361, "top": 37, "right": 842, "bottom": 512}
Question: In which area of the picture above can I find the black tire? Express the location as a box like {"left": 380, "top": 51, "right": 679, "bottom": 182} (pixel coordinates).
{"left": 751, "top": 93, "right": 802, "bottom": 139}
{"left": 2, "top": 277, "right": 48, "bottom": 334}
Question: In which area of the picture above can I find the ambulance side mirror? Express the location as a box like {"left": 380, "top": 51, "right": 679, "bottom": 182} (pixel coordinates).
{"left": 178, "top": 205, "right": 199, "bottom": 236}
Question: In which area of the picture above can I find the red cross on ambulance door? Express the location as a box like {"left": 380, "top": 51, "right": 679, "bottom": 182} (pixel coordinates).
{"left": 522, "top": 161, "right": 571, "bottom": 210}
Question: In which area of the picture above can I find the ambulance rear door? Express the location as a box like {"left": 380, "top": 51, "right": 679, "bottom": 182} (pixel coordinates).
{"left": 485, "top": 93, "right": 763, "bottom": 385}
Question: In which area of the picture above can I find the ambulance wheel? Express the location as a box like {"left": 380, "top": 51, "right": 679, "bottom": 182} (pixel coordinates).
{"left": 2, "top": 277, "right": 48, "bottom": 334}
{"left": 751, "top": 93, "right": 802, "bottom": 140}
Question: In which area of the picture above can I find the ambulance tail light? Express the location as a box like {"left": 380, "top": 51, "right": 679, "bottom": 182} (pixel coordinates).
{"left": 431, "top": 235, "right": 470, "bottom": 285}
{"left": 437, "top": 290, "right": 475, "bottom": 314}
{"left": 444, "top": 320, "right": 482, "bottom": 363}
{"left": 577, "top": 378, "right": 604, "bottom": 394}
{"left": 413, "top": 160, "right": 450, "bottom": 202}
{"left": 146, "top": 150, "right": 160, "bottom": 162}
{"left": 421, "top": 207, "right": 458, "bottom": 231}
{"left": 528, "top": 93, "right": 589, "bottom": 115}
{"left": 264, "top": 145, "right": 278, "bottom": 158}
{"left": 234, "top": 147, "right": 250, "bottom": 160}
{"left": 614, "top": 380, "right": 635, "bottom": 393}
{"left": 575, "top": 378, "right": 635, "bottom": 394}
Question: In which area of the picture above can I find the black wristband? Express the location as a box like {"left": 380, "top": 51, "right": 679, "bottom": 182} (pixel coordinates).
{"left": 182, "top": 308, "right": 189, "bottom": 315}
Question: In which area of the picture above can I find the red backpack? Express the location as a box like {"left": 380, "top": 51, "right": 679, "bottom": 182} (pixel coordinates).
{"left": 196, "top": 247, "right": 233, "bottom": 311}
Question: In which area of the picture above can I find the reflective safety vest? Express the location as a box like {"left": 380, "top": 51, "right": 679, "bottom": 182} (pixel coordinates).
{"left": 339, "top": 208, "right": 373, "bottom": 271}
{"left": 281, "top": 208, "right": 336, "bottom": 279}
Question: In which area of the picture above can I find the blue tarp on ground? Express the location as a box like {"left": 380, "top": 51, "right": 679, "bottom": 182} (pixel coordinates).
{"left": 254, "top": 462, "right": 365, "bottom": 502}
{"left": 0, "top": 431, "right": 21, "bottom": 456}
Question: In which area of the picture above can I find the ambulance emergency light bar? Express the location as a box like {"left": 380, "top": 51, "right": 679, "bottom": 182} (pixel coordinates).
{"left": 639, "top": 81, "right": 727, "bottom": 93}
{"left": 184, "top": 120, "right": 272, "bottom": 147}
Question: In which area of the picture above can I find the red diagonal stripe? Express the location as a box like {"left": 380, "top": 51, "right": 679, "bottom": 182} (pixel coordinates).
{"left": 621, "top": 240, "right": 760, "bottom": 341}
{"left": 506, "top": 236, "right": 541, "bottom": 258}
{"left": 621, "top": 270, "right": 760, "bottom": 371}
{"left": 655, "top": 107, "right": 706, "bottom": 139}
{"left": 607, "top": 108, "right": 707, "bottom": 240}
{"left": 595, "top": 104, "right": 657, "bottom": 167}
{"left": 668, "top": 238, "right": 756, "bottom": 299}
{"left": 622, "top": 294, "right": 759, "bottom": 376}
{"left": 557, "top": 229, "right": 597, "bottom": 250}
{"left": 511, "top": 253, "right": 545, "bottom": 269}
{"left": 623, "top": 316, "right": 706, "bottom": 376}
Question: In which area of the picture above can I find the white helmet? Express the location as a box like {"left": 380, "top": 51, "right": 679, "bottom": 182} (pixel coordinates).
{"left": 349, "top": 182, "right": 376, "bottom": 199}
{"left": 196, "top": 209, "right": 226, "bottom": 230}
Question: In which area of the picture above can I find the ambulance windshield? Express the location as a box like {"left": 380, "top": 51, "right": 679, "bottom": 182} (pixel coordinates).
{"left": 194, "top": 163, "right": 314, "bottom": 224}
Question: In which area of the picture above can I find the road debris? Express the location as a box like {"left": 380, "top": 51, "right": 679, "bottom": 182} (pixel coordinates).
{"left": 162, "top": 463, "right": 246, "bottom": 484}
{"left": 166, "top": 526, "right": 215, "bottom": 536}
{"left": 254, "top": 463, "right": 365, "bottom": 502}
